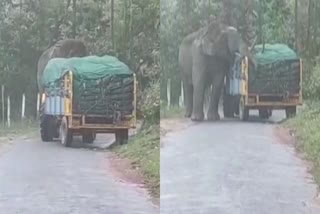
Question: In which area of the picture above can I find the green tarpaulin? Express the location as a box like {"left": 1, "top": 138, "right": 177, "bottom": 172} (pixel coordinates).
{"left": 41, "top": 55, "right": 134, "bottom": 115}
{"left": 248, "top": 43, "right": 300, "bottom": 94}
{"left": 253, "top": 43, "right": 298, "bottom": 65}
{"left": 41, "top": 55, "right": 132, "bottom": 87}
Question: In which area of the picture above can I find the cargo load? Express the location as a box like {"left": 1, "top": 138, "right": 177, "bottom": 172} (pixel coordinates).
{"left": 248, "top": 44, "right": 300, "bottom": 94}
{"left": 224, "top": 43, "right": 302, "bottom": 121}
{"left": 41, "top": 55, "right": 134, "bottom": 117}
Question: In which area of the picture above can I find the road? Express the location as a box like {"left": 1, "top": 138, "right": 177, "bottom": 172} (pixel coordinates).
{"left": 0, "top": 134, "right": 158, "bottom": 214}
{"left": 160, "top": 110, "right": 320, "bottom": 214}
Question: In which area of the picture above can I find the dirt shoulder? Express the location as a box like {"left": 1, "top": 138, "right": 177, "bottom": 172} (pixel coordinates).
{"left": 279, "top": 102, "right": 320, "bottom": 196}
{"left": 110, "top": 124, "right": 160, "bottom": 205}
{"left": 160, "top": 118, "right": 192, "bottom": 136}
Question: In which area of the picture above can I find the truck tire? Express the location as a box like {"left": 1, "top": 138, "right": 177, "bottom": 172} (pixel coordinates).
{"left": 259, "top": 109, "right": 270, "bottom": 119}
{"left": 239, "top": 96, "right": 249, "bottom": 121}
{"left": 115, "top": 129, "right": 129, "bottom": 145}
{"left": 60, "top": 117, "right": 73, "bottom": 147}
{"left": 82, "top": 132, "right": 95, "bottom": 144}
{"left": 223, "top": 90, "right": 234, "bottom": 118}
{"left": 286, "top": 106, "right": 297, "bottom": 118}
{"left": 40, "top": 115, "right": 53, "bottom": 142}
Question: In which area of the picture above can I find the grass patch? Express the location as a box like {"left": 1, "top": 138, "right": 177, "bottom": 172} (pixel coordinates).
{"left": 0, "top": 120, "right": 38, "bottom": 137}
{"left": 284, "top": 101, "right": 320, "bottom": 184}
{"left": 160, "top": 103, "right": 184, "bottom": 119}
{"left": 112, "top": 124, "right": 160, "bottom": 197}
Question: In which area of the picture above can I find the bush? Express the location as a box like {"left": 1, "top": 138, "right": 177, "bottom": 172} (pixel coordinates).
{"left": 139, "top": 80, "right": 160, "bottom": 125}
{"left": 303, "top": 60, "right": 320, "bottom": 100}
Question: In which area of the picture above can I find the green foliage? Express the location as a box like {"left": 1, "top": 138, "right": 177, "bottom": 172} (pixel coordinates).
{"left": 160, "top": 0, "right": 218, "bottom": 105}
{"left": 0, "top": 0, "right": 159, "bottom": 123}
{"left": 139, "top": 79, "right": 160, "bottom": 125}
{"left": 260, "top": 0, "right": 294, "bottom": 43}
{"left": 160, "top": 0, "right": 320, "bottom": 104}
{"left": 285, "top": 102, "right": 320, "bottom": 185}
{"left": 303, "top": 59, "right": 320, "bottom": 99}
{"left": 112, "top": 124, "right": 160, "bottom": 197}
{"left": 160, "top": 103, "right": 184, "bottom": 119}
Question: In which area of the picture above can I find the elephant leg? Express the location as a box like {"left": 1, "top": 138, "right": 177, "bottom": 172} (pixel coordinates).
{"left": 191, "top": 68, "right": 206, "bottom": 121}
{"left": 191, "top": 79, "right": 205, "bottom": 121}
{"left": 207, "top": 70, "right": 225, "bottom": 121}
{"left": 190, "top": 44, "right": 207, "bottom": 122}
{"left": 183, "top": 81, "right": 193, "bottom": 118}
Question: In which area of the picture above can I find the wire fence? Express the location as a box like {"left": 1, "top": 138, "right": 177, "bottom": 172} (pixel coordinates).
{"left": 0, "top": 85, "right": 40, "bottom": 128}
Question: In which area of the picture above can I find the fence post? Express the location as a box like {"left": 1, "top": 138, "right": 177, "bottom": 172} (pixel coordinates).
{"left": 36, "top": 93, "right": 40, "bottom": 119}
{"left": 179, "top": 82, "right": 184, "bottom": 107}
{"left": 21, "top": 93, "right": 26, "bottom": 121}
{"left": 167, "top": 78, "right": 171, "bottom": 109}
{"left": 7, "top": 96, "right": 10, "bottom": 128}
{"left": 1, "top": 85, "right": 4, "bottom": 128}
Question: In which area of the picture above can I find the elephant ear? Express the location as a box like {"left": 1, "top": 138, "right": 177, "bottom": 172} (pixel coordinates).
{"left": 200, "top": 35, "right": 216, "bottom": 55}
{"left": 48, "top": 46, "right": 57, "bottom": 58}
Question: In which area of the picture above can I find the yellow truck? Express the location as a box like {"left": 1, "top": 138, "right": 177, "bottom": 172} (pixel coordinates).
{"left": 224, "top": 44, "right": 303, "bottom": 121}
{"left": 39, "top": 55, "right": 136, "bottom": 147}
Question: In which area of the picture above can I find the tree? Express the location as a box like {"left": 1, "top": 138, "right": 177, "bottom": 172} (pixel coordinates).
{"left": 0, "top": 0, "right": 160, "bottom": 121}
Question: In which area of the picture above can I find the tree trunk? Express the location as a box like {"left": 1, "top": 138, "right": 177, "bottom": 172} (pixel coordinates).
{"left": 128, "top": 0, "right": 133, "bottom": 66}
{"left": 111, "top": 0, "right": 114, "bottom": 49}
{"left": 259, "top": 0, "right": 265, "bottom": 52}
{"left": 72, "top": 0, "right": 77, "bottom": 38}
{"left": 79, "top": 0, "right": 83, "bottom": 25}
{"left": 223, "top": 0, "right": 232, "bottom": 25}
{"left": 160, "top": 73, "right": 168, "bottom": 102}
{"left": 294, "top": 0, "right": 298, "bottom": 51}
{"left": 307, "top": 0, "right": 312, "bottom": 55}
{"left": 185, "top": 0, "right": 192, "bottom": 33}
{"left": 170, "top": 73, "right": 181, "bottom": 107}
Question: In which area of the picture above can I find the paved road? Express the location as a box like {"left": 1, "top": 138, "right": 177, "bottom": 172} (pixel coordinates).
{"left": 0, "top": 134, "right": 158, "bottom": 214}
{"left": 161, "top": 110, "right": 320, "bottom": 214}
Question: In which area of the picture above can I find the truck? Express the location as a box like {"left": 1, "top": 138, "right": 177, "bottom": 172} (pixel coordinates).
{"left": 224, "top": 43, "right": 303, "bottom": 121}
{"left": 39, "top": 55, "right": 136, "bottom": 147}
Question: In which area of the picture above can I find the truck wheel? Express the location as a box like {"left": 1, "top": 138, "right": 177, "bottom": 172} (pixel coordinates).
{"left": 259, "top": 109, "right": 270, "bottom": 119}
{"left": 286, "top": 106, "right": 297, "bottom": 118}
{"left": 239, "top": 96, "right": 249, "bottom": 121}
{"left": 223, "top": 91, "right": 234, "bottom": 118}
{"left": 40, "top": 115, "right": 53, "bottom": 142}
{"left": 82, "top": 132, "right": 95, "bottom": 144}
{"left": 115, "top": 129, "right": 129, "bottom": 145}
{"left": 60, "top": 117, "right": 73, "bottom": 147}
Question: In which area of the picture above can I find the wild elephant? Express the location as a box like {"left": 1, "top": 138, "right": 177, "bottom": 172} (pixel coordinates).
{"left": 37, "top": 38, "right": 88, "bottom": 94}
{"left": 178, "top": 21, "right": 256, "bottom": 121}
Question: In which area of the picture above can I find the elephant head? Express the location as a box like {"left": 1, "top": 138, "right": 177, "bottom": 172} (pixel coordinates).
{"left": 197, "top": 21, "right": 257, "bottom": 68}
{"left": 37, "top": 38, "right": 88, "bottom": 93}
{"left": 50, "top": 38, "right": 88, "bottom": 58}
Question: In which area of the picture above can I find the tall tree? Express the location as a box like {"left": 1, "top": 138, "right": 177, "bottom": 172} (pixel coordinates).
{"left": 307, "top": 0, "right": 312, "bottom": 54}
{"left": 295, "top": 0, "right": 298, "bottom": 51}
{"left": 111, "top": 0, "right": 114, "bottom": 49}
{"left": 72, "top": 0, "right": 77, "bottom": 38}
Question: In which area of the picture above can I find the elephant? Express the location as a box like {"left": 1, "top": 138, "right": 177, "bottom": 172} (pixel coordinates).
{"left": 178, "top": 21, "right": 256, "bottom": 121}
{"left": 37, "top": 38, "right": 88, "bottom": 94}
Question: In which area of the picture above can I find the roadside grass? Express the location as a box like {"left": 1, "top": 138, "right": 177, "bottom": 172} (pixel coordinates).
{"left": 112, "top": 124, "right": 160, "bottom": 197}
{"left": 160, "top": 103, "right": 184, "bottom": 119}
{"left": 0, "top": 119, "right": 38, "bottom": 138}
{"left": 284, "top": 101, "right": 320, "bottom": 184}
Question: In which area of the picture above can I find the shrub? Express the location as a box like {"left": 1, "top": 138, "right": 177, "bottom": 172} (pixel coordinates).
{"left": 139, "top": 80, "right": 160, "bottom": 125}
{"left": 303, "top": 60, "right": 320, "bottom": 100}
